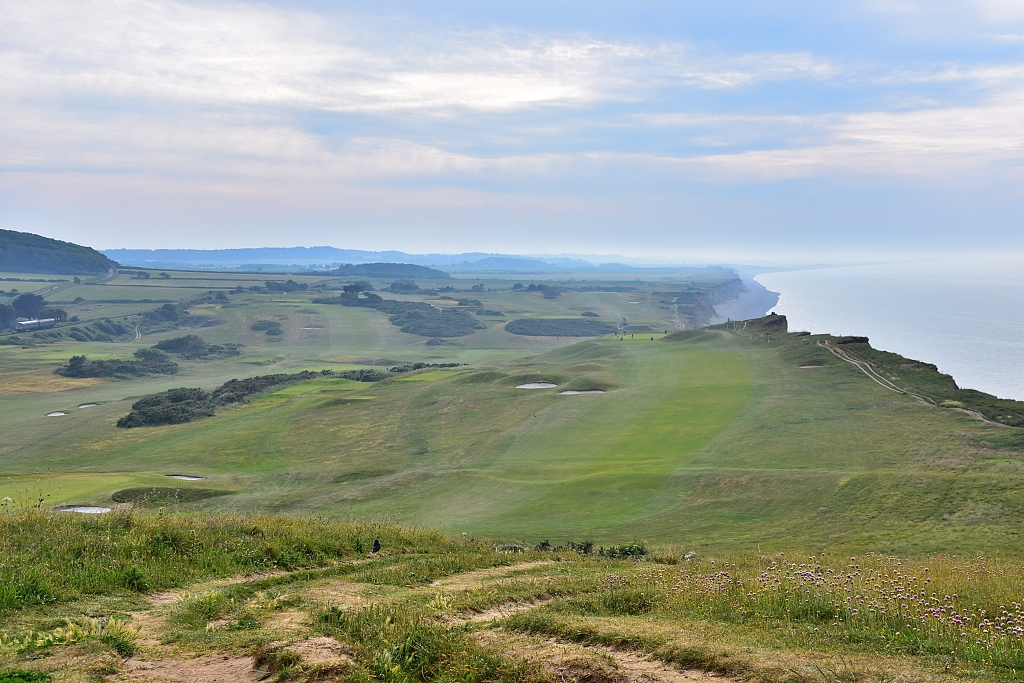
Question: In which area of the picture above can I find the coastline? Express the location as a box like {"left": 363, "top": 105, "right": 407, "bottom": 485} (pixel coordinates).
{"left": 754, "top": 261, "right": 1024, "bottom": 401}
{"left": 709, "top": 271, "right": 780, "bottom": 324}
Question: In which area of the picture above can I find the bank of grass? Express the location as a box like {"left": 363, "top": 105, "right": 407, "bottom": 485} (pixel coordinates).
{"left": 3, "top": 511, "right": 1024, "bottom": 681}
{"left": 0, "top": 509, "right": 490, "bottom": 613}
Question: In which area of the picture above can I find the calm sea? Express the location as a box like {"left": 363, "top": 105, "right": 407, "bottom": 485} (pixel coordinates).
{"left": 755, "top": 260, "right": 1024, "bottom": 401}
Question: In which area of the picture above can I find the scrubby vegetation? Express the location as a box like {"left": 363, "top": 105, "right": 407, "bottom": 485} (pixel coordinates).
{"left": 115, "top": 369, "right": 380, "bottom": 427}
{"left": 264, "top": 279, "right": 308, "bottom": 293}
{"left": 153, "top": 334, "right": 242, "bottom": 359}
{"left": 0, "top": 229, "right": 118, "bottom": 275}
{"left": 54, "top": 351, "right": 178, "bottom": 378}
{"left": 250, "top": 319, "right": 283, "bottom": 336}
{"left": 505, "top": 318, "right": 617, "bottom": 337}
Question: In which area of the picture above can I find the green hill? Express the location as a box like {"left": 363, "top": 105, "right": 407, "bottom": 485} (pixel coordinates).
{"left": 0, "top": 229, "right": 119, "bottom": 274}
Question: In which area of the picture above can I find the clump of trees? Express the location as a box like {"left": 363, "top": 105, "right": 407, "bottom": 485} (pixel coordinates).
{"left": 264, "top": 279, "right": 308, "bottom": 293}
{"left": 511, "top": 283, "right": 562, "bottom": 298}
{"left": 116, "top": 369, "right": 380, "bottom": 428}
{"left": 12, "top": 293, "right": 46, "bottom": 318}
{"left": 388, "top": 280, "right": 419, "bottom": 293}
{"left": 55, "top": 349, "right": 178, "bottom": 378}
{"left": 153, "top": 334, "right": 241, "bottom": 359}
{"left": 251, "top": 320, "right": 283, "bottom": 336}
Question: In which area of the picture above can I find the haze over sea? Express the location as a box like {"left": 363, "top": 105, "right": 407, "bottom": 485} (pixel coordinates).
{"left": 756, "top": 259, "right": 1024, "bottom": 401}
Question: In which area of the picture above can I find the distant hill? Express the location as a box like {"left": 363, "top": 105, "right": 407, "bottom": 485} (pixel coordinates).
{"left": 0, "top": 229, "right": 119, "bottom": 275}
{"left": 333, "top": 263, "right": 449, "bottom": 278}
{"left": 101, "top": 246, "right": 597, "bottom": 271}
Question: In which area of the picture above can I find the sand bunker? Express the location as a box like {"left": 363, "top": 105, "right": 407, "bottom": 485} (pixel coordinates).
{"left": 559, "top": 390, "right": 605, "bottom": 395}
{"left": 46, "top": 411, "right": 66, "bottom": 417}
{"left": 78, "top": 403, "right": 100, "bottom": 408}
{"left": 167, "top": 474, "right": 206, "bottom": 481}
{"left": 54, "top": 505, "right": 110, "bottom": 514}
{"left": 516, "top": 382, "right": 558, "bottom": 389}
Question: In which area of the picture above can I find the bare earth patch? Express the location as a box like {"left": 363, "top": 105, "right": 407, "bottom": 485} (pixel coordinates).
{"left": 428, "top": 560, "right": 554, "bottom": 591}
{"left": 265, "top": 608, "right": 308, "bottom": 633}
{"left": 462, "top": 598, "right": 554, "bottom": 623}
{"left": 477, "top": 632, "right": 727, "bottom": 683}
{"left": 287, "top": 636, "right": 354, "bottom": 667}
{"left": 124, "top": 655, "right": 258, "bottom": 683}
{"left": 305, "top": 580, "right": 376, "bottom": 608}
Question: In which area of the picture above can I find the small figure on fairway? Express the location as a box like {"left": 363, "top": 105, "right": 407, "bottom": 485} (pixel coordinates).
{"left": 372, "top": 538, "right": 381, "bottom": 553}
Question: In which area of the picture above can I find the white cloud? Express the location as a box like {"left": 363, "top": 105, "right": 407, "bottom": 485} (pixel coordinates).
{"left": 1, "top": 0, "right": 840, "bottom": 116}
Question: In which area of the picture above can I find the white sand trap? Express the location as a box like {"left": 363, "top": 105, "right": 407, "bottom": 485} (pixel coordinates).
{"left": 46, "top": 411, "right": 66, "bottom": 417}
{"left": 516, "top": 382, "right": 558, "bottom": 389}
{"left": 78, "top": 403, "right": 100, "bottom": 408}
{"left": 168, "top": 474, "right": 205, "bottom": 481}
{"left": 55, "top": 505, "right": 110, "bottom": 514}
{"left": 559, "top": 390, "right": 605, "bottom": 395}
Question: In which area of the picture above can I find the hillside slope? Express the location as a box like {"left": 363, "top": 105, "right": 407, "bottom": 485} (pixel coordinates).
{"left": 0, "top": 229, "right": 119, "bottom": 274}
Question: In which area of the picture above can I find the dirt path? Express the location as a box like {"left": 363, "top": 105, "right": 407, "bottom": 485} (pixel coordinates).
{"left": 116, "top": 557, "right": 743, "bottom": 683}
{"left": 820, "top": 340, "right": 1010, "bottom": 427}
{"left": 819, "top": 340, "right": 933, "bottom": 402}
{"left": 124, "top": 656, "right": 259, "bottom": 683}
{"left": 479, "top": 632, "right": 734, "bottom": 683}
{"left": 427, "top": 560, "right": 554, "bottom": 591}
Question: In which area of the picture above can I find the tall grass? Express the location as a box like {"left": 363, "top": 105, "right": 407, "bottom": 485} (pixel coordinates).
{"left": 0, "top": 510, "right": 478, "bottom": 613}
{"left": 584, "top": 552, "right": 1024, "bottom": 672}
{"left": 316, "top": 604, "right": 542, "bottom": 683}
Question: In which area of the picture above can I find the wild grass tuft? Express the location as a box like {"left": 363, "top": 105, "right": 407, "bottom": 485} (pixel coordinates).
{"left": 0, "top": 510, "right": 489, "bottom": 614}
{"left": 317, "top": 604, "right": 544, "bottom": 683}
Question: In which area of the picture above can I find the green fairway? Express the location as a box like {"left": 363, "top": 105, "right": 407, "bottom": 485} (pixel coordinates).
{"left": 3, "top": 267, "right": 1023, "bottom": 554}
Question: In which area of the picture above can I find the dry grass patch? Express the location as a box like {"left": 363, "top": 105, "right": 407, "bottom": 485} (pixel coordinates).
{"left": 0, "top": 372, "right": 102, "bottom": 394}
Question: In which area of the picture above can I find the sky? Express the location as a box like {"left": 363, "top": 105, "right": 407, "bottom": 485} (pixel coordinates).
{"left": 1, "top": 1, "right": 1023, "bottom": 262}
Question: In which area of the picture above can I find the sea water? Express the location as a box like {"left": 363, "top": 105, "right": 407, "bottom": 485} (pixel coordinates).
{"left": 756, "top": 259, "right": 1024, "bottom": 401}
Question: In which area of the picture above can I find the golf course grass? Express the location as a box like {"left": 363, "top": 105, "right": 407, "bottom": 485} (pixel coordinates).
{"left": 2, "top": 269, "right": 1023, "bottom": 554}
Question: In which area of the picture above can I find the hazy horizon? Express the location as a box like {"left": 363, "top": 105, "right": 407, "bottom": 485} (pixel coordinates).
{"left": 3, "top": 1, "right": 1023, "bottom": 262}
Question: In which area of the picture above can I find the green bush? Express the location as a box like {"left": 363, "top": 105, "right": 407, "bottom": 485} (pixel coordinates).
{"left": 116, "top": 369, "right": 377, "bottom": 428}
{"left": 55, "top": 354, "right": 178, "bottom": 378}
{"left": 153, "top": 334, "right": 241, "bottom": 359}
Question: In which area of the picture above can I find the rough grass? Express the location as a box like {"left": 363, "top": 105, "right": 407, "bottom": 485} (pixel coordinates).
{"left": 0, "top": 510, "right": 479, "bottom": 613}
{"left": 3, "top": 514, "right": 1024, "bottom": 682}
